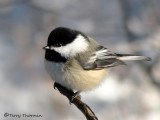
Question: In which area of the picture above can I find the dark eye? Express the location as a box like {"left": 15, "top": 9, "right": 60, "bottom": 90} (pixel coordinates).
{"left": 54, "top": 43, "right": 62, "bottom": 47}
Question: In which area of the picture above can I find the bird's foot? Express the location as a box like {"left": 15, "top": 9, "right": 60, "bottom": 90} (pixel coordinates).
{"left": 53, "top": 82, "right": 81, "bottom": 104}
{"left": 70, "top": 91, "right": 81, "bottom": 103}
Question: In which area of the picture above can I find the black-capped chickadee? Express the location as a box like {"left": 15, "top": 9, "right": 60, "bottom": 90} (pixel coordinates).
{"left": 43, "top": 27, "right": 151, "bottom": 99}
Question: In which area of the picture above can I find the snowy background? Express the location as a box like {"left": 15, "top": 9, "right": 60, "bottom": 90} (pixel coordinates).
{"left": 0, "top": 0, "right": 160, "bottom": 120}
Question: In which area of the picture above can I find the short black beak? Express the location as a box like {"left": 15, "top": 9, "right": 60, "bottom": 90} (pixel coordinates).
{"left": 42, "top": 46, "right": 50, "bottom": 50}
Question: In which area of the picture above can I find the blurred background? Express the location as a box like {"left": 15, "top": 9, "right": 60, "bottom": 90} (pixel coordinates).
{"left": 0, "top": 0, "right": 160, "bottom": 120}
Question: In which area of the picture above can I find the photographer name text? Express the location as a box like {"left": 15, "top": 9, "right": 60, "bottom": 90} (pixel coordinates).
{"left": 4, "top": 113, "right": 43, "bottom": 118}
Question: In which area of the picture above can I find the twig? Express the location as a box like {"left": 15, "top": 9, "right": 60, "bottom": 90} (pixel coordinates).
{"left": 54, "top": 82, "right": 98, "bottom": 120}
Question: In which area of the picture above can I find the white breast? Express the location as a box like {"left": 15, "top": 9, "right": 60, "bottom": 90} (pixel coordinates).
{"left": 45, "top": 60, "right": 67, "bottom": 87}
{"left": 45, "top": 59, "right": 108, "bottom": 91}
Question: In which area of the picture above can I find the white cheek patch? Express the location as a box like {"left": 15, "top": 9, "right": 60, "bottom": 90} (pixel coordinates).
{"left": 53, "top": 35, "right": 89, "bottom": 57}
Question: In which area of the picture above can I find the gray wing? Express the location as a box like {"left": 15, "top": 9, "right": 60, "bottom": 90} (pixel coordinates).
{"left": 83, "top": 47, "right": 125, "bottom": 70}
{"left": 83, "top": 47, "right": 151, "bottom": 70}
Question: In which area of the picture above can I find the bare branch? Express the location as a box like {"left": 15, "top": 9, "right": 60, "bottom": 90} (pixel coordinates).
{"left": 54, "top": 82, "right": 98, "bottom": 120}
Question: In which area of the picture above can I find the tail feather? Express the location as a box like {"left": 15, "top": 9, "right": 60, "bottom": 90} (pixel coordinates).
{"left": 117, "top": 54, "right": 152, "bottom": 61}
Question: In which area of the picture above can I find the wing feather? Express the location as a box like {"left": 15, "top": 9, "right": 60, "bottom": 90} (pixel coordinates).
{"left": 83, "top": 47, "right": 151, "bottom": 70}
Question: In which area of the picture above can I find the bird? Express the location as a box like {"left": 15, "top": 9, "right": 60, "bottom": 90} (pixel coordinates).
{"left": 43, "top": 27, "right": 151, "bottom": 100}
